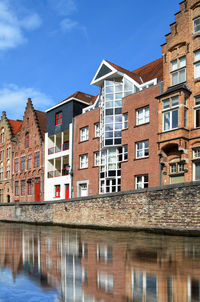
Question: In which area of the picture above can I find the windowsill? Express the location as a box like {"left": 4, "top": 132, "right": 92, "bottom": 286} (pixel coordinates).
{"left": 79, "top": 167, "right": 88, "bottom": 170}
{"left": 92, "top": 137, "right": 100, "bottom": 140}
{"left": 192, "top": 32, "right": 200, "bottom": 39}
{"left": 92, "top": 165, "right": 99, "bottom": 168}
{"left": 121, "top": 128, "right": 128, "bottom": 131}
{"left": 79, "top": 140, "right": 89, "bottom": 144}
{"left": 169, "top": 172, "right": 185, "bottom": 176}
{"left": 134, "top": 156, "right": 149, "bottom": 161}
{"left": 192, "top": 157, "right": 200, "bottom": 162}
{"left": 169, "top": 81, "right": 186, "bottom": 88}
{"left": 134, "top": 122, "right": 150, "bottom": 128}
{"left": 160, "top": 127, "right": 179, "bottom": 133}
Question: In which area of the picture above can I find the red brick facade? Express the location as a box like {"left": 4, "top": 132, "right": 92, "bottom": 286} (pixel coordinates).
{"left": 121, "top": 85, "right": 160, "bottom": 190}
{"left": 158, "top": 0, "right": 200, "bottom": 185}
{"left": 73, "top": 108, "right": 100, "bottom": 197}
{"left": 12, "top": 98, "right": 46, "bottom": 202}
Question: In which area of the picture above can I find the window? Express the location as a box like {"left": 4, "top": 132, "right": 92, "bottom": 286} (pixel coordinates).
{"left": 15, "top": 158, "right": 19, "bottom": 173}
{"left": 194, "top": 49, "right": 200, "bottom": 79}
{"left": 80, "top": 126, "right": 89, "bottom": 142}
{"left": 25, "top": 132, "right": 29, "bottom": 148}
{"left": 184, "top": 109, "right": 187, "bottom": 128}
{"left": 97, "top": 271, "right": 113, "bottom": 294}
{"left": 136, "top": 140, "right": 149, "bottom": 158}
{"left": 80, "top": 154, "right": 88, "bottom": 169}
{"left": 55, "top": 185, "right": 60, "bottom": 197}
{"left": 94, "top": 151, "right": 100, "bottom": 166}
{"left": 0, "top": 150, "right": 4, "bottom": 161}
{"left": 132, "top": 271, "right": 157, "bottom": 302}
{"left": 162, "top": 96, "right": 179, "bottom": 131}
{"left": 194, "top": 96, "right": 200, "bottom": 128}
{"left": 0, "top": 189, "right": 3, "bottom": 202}
{"left": 15, "top": 181, "right": 19, "bottom": 196}
{"left": 170, "top": 162, "right": 184, "bottom": 174}
{"left": 136, "top": 106, "right": 149, "bottom": 125}
{"left": 0, "top": 165, "right": 3, "bottom": 181}
{"left": 194, "top": 17, "right": 200, "bottom": 34}
{"left": 1, "top": 128, "right": 4, "bottom": 143}
{"left": 21, "top": 180, "right": 25, "bottom": 196}
{"left": 55, "top": 111, "right": 62, "bottom": 125}
{"left": 28, "top": 154, "right": 32, "bottom": 170}
{"left": 193, "top": 147, "right": 200, "bottom": 159}
{"left": 135, "top": 175, "right": 148, "bottom": 189}
{"left": 34, "top": 151, "right": 40, "bottom": 168}
{"left": 21, "top": 156, "right": 26, "bottom": 172}
{"left": 27, "top": 180, "right": 32, "bottom": 195}
{"left": 122, "top": 145, "right": 128, "bottom": 161}
{"left": 95, "top": 123, "right": 100, "bottom": 137}
{"left": 6, "top": 164, "right": 10, "bottom": 179}
{"left": 6, "top": 147, "right": 10, "bottom": 159}
{"left": 171, "top": 56, "right": 186, "bottom": 85}
{"left": 123, "top": 113, "right": 128, "bottom": 129}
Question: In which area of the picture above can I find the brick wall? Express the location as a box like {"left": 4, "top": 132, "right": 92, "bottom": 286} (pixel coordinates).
{"left": 1, "top": 181, "right": 200, "bottom": 232}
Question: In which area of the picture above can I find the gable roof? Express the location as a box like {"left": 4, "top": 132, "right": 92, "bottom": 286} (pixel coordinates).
{"left": 35, "top": 110, "right": 47, "bottom": 140}
{"left": 132, "top": 57, "right": 163, "bottom": 83}
{"left": 59, "top": 91, "right": 97, "bottom": 106}
{"left": 8, "top": 119, "right": 22, "bottom": 137}
{"left": 105, "top": 60, "right": 143, "bottom": 84}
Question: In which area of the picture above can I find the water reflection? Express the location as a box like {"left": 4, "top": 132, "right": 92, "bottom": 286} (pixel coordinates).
{"left": 0, "top": 223, "right": 200, "bottom": 301}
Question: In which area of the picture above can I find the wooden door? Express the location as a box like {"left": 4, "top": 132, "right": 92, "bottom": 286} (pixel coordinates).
{"left": 35, "top": 182, "right": 40, "bottom": 202}
{"left": 65, "top": 184, "right": 69, "bottom": 199}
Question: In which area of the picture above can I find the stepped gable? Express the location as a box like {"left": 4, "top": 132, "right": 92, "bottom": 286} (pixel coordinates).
{"left": 58, "top": 91, "right": 96, "bottom": 106}
{"left": 8, "top": 119, "right": 22, "bottom": 137}
{"left": 35, "top": 110, "right": 47, "bottom": 140}
{"left": 105, "top": 60, "right": 143, "bottom": 84}
{"left": 132, "top": 58, "right": 163, "bottom": 83}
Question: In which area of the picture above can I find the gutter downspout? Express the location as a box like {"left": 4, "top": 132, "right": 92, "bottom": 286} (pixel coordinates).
{"left": 70, "top": 119, "right": 74, "bottom": 198}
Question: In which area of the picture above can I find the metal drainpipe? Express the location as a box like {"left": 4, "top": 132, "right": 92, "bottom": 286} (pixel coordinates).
{"left": 159, "top": 155, "right": 162, "bottom": 186}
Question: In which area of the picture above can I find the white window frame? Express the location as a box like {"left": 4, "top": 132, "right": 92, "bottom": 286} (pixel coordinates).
{"left": 193, "top": 147, "right": 200, "bottom": 159}
{"left": 136, "top": 106, "right": 149, "bottom": 125}
{"left": 135, "top": 175, "right": 148, "bottom": 189}
{"left": 136, "top": 140, "right": 149, "bottom": 159}
{"left": 94, "top": 151, "right": 100, "bottom": 166}
{"left": 97, "top": 271, "right": 113, "bottom": 294}
{"left": 122, "top": 145, "right": 128, "bottom": 161}
{"left": 194, "top": 49, "right": 200, "bottom": 79}
{"left": 95, "top": 123, "right": 100, "bottom": 137}
{"left": 80, "top": 154, "right": 88, "bottom": 169}
{"left": 162, "top": 96, "right": 179, "bottom": 132}
{"left": 80, "top": 126, "right": 89, "bottom": 142}
{"left": 123, "top": 113, "right": 128, "bottom": 129}
{"left": 171, "top": 56, "right": 186, "bottom": 86}
{"left": 194, "top": 96, "right": 200, "bottom": 128}
{"left": 194, "top": 16, "right": 200, "bottom": 34}
{"left": 170, "top": 162, "right": 184, "bottom": 174}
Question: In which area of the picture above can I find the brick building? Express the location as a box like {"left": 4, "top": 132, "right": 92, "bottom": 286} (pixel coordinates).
{"left": 158, "top": 0, "right": 200, "bottom": 185}
{"left": 13, "top": 98, "right": 46, "bottom": 202}
{"left": 0, "top": 111, "right": 22, "bottom": 203}
{"left": 73, "top": 59, "right": 162, "bottom": 197}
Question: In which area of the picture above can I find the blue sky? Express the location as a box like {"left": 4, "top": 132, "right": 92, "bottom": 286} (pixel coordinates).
{"left": 0, "top": 0, "right": 180, "bottom": 119}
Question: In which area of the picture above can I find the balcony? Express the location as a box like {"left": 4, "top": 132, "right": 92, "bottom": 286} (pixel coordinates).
{"left": 47, "top": 169, "right": 69, "bottom": 178}
{"left": 48, "top": 141, "right": 69, "bottom": 155}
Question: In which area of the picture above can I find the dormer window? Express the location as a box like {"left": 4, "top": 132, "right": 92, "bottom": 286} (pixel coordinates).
{"left": 194, "top": 17, "right": 200, "bottom": 34}
{"left": 56, "top": 111, "right": 62, "bottom": 126}
{"left": 171, "top": 56, "right": 186, "bottom": 86}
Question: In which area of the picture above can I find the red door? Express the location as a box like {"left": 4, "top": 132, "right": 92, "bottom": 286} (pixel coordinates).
{"left": 35, "top": 179, "right": 40, "bottom": 202}
{"left": 65, "top": 184, "right": 69, "bottom": 199}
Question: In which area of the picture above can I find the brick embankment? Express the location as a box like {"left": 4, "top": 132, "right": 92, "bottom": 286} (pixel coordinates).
{"left": 0, "top": 181, "right": 200, "bottom": 234}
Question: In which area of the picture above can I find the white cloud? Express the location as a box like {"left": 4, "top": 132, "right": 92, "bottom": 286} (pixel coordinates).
{"left": 0, "top": 0, "right": 42, "bottom": 51}
{"left": 0, "top": 84, "right": 54, "bottom": 119}
{"left": 60, "top": 18, "right": 78, "bottom": 32}
{"left": 48, "top": 0, "right": 77, "bottom": 16}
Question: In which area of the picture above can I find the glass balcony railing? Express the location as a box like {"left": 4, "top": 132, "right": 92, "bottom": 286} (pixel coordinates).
{"left": 47, "top": 169, "right": 69, "bottom": 178}
{"left": 48, "top": 142, "right": 69, "bottom": 155}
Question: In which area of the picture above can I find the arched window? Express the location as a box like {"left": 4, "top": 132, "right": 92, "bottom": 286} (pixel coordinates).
{"left": 25, "top": 132, "right": 29, "bottom": 148}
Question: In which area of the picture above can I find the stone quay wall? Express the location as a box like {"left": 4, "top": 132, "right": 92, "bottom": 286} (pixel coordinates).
{"left": 0, "top": 181, "right": 200, "bottom": 233}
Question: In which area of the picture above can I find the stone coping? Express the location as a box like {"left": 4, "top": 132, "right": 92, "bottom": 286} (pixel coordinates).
{"left": 0, "top": 180, "right": 200, "bottom": 207}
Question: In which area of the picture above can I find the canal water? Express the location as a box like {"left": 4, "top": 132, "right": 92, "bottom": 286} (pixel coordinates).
{"left": 0, "top": 223, "right": 199, "bottom": 302}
